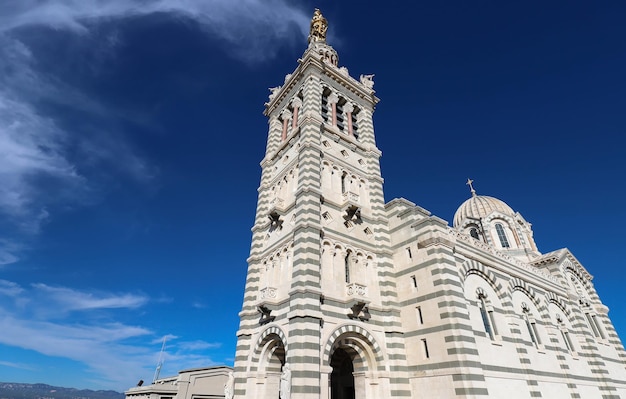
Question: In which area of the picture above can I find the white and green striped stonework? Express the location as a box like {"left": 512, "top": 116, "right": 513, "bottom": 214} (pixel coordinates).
{"left": 233, "top": 10, "right": 626, "bottom": 399}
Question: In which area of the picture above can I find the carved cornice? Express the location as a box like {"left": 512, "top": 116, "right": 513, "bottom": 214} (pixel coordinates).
{"left": 449, "top": 229, "right": 559, "bottom": 284}
{"left": 264, "top": 47, "right": 379, "bottom": 117}
{"left": 531, "top": 248, "right": 593, "bottom": 282}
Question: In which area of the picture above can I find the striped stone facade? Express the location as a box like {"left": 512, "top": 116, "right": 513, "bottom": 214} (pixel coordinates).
{"left": 233, "top": 11, "right": 626, "bottom": 399}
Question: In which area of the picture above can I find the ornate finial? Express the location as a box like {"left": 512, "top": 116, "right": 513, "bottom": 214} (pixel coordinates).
{"left": 268, "top": 86, "right": 281, "bottom": 102}
{"left": 359, "top": 74, "right": 375, "bottom": 89}
{"left": 466, "top": 178, "right": 477, "bottom": 197}
{"left": 308, "top": 8, "right": 328, "bottom": 44}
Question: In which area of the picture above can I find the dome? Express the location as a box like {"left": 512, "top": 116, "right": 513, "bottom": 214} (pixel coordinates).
{"left": 453, "top": 194, "right": 515, "bottom": 228}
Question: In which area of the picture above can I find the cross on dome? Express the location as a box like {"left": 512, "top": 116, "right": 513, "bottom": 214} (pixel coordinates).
{"left": 466, "top": 178, "right": 477, "bottom": 197}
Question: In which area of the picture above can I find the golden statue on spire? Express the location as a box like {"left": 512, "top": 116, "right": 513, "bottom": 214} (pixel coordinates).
{"left": 308, "top": 8, "right": 328, "bottom": 44}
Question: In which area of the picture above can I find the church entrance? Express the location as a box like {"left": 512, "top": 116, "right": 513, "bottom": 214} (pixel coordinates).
{"left": 254, "top": 331, "right": 285, "bottom": 399}
{"left": 330, "top": 348, "right": 355, "bottom": 399}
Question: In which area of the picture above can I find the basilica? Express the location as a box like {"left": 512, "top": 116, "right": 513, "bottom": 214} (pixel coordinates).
{"left": 127, "top": 9, "right": 626, "bottom": 399}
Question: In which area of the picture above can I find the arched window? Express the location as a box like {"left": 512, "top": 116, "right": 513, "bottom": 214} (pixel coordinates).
{"left": 351, "top": 109, "right": 360, "bottom": 140}
{"left": 478, "top": 293, "right": 497, "bottom": 340}
{"left": 321, "top": 87, "right": 331, "bottom": 123}
{"left": 336, "top": 99, "right": 345, "bottom": 132}
{"left": 522, "top": 304, "right": 541, "bottom": 347}
{"left": 585, "top": 312, "right": 606, "bottom": 340}
{"left": 495, "top": 223, "right": 510, "bottom": 248}
{"left": 556, "top": 315, "right": 575, "bottom": 353}
{"left": 470, "top": 228, "right": 479, "bottom": 240}
{"left": 344, "top": 251, "right": 351, "bottom": 283}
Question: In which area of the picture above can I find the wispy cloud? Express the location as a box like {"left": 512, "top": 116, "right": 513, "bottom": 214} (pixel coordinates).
{"left": 176, "top": 340, "right": 221, "bottom": 351}
{"left": 0, "top": 36, "right": 81, "bottom": 224}
{"left": 0, "top": 35, "right": 91, "bottom": 262}
{"left": 32, "top": 284, "right": 149, "bottom": 311}
{"left": 0, "top": 1, "right": 304, "bottom": 388}
{"left": 0, "top": 282, "right": 153, "bottom": 388}
{"left": 0, "top": 279, "right": 24, "bottom": 296}
{"left": 0, "top": 281, "right": 222, "bottom": 390}
{"left": 0, "top": 0, "right": 310, "bottom": 62}
{"left": 150, "top": 334, "right": 178, "bottom": 346}
{"left": 0, "top": 240, "right": 24, "bottom": 266}
{"left": 0, "top": 312, "right": 153, "bottom": 389}
{"left": 0, "top": 0, "right": 309, "bottom": 264}
{"left": 0, "top": 360, "right": 37, "bottom": 371}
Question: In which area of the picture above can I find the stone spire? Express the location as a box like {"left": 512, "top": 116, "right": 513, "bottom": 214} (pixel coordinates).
{"left": 308, "top": 8, "right": 328, "bottom": 44}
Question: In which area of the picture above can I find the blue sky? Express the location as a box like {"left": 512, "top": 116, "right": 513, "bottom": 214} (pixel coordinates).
{"left": 1, "top": 0, "right": 625, "bottom": 392}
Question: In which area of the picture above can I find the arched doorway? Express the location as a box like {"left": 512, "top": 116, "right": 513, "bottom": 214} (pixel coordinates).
{"left": 330, "top": 348, "right": 355, "bottom": 399}
{"left": 324, "top": 325, "right": 385, "bottom": 398}
{"left": 259, "top": 336, "right": 284, "bottom": 399}
{"left": 251, "top": 327, "right": 287, "bottom": 399}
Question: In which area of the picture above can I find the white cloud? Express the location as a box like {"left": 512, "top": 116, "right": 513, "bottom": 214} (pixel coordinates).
{"left": 0, "top": 35, "right": 84, "bottom": 246}
{"left": 176, "top": 340, "right": 221, "bottom": 351}
{"left": 0, "top": 281, "right": 222, "bottom": 390}
{"left": 0, "top": 240, "right": 23, "bottom": 266}
{"left": 0, "top": 32, "right": 153, "bottom": 256}
{"left": 150, "top": 334, "right": 178, "bottom": 345}
{"left": 0, "top": 0, "right": 309, "bottom": 263}
{"left": 0, "top": 279, "right": 24, "bottom": 296}
{"left": 0, "top": 282, "right": 154, "bottom": 389}
{"left": 0, "top": 312, "right": 222, "bottom": 390}
{"left": 0, "top": 0, "right": 310, "bottom": 62}
{"left": 32, "top": 283, "right": 149, "bottom": 311}
{"left": 0, "top": 2, "right": 306, "bottom": 386}
{"left": 0, "top": 360, "right": 37, "bottom": 371}
{"left": 0, "top": 38, "right": 80, "bottom": 213}
{"left": 0, "top": 311, "right": 154, "bottom": 389}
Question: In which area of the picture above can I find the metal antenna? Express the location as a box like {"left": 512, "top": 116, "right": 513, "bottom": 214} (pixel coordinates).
{"left": 152, "top": 336, "right": 167, "bottom": 383}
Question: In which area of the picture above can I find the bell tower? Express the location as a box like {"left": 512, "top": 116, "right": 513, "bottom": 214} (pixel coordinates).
{"left": 233, "top": 8, "right": 411, "bottom": 399}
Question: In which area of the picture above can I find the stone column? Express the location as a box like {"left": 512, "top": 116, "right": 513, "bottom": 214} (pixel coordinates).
{"left": 343, "top": 102, "right": 354, "bottom": 136}
{"left": 267, "top": 116, "right": 283, "bottom": 154}
{"left": 281, "top": 109, "right": 292, "bottom": 141}
{"left": 355, "top": 109, "right": 371, "bottom": 145}
{"left": 353, "top": 372, "right": 366, "bottom": 399}
{"left": 348, "top": 252, "right": 357, "bottom": 285}
{"left": 272, "top": 257, "right": 281, "bottom": 288}
{"left": 265, "top": 261, "right": 272, "bottom": 287}
{"left": 333, "top": 248, "right": 345, "bottom": 292}
{"left": 320, "top": 366, "right": 332, "bottom": 399}
{"left": 327, "top": 92, "right": 339, "bottom": 127}
{"left": 291, "top": 98, "right": 302, "bottom": 129}
{"left": 332, "top": 166, "right": 341, "bottom": 194}
{"left": 343, "top": 172, "right": 352, "bottom": 194}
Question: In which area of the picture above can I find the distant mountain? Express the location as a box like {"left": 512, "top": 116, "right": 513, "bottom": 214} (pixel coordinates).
{"left": 0, "top": 383, "right": 124, "bottom": 399}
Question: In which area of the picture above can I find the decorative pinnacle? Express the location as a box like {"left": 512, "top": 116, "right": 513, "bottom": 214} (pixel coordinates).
{"left": 466, "top": 178, "right": 477, "bottom": 197}
{"left": 308, "top": 8, "right": 328, "bottom": 44}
